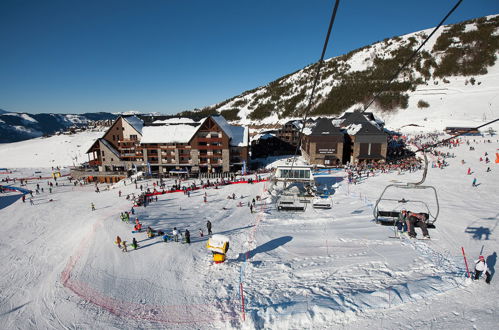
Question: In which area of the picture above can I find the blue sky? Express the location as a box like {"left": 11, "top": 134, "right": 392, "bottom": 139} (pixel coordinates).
{"left": 1, "top": 0, "right": 498, "bottom": 115}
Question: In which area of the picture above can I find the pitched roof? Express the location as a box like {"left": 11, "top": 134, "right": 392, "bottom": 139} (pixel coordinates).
{"left": 122, "top": 115, "right": 144, "bottom": 134}
{"left": 309, "top": 118, "right": 343, "bottom": 136}
{"left": 210, "top": 116, "right": 249, "bottom": 147}
{"left": 100, "top": 138, "right": 121, "bottom": 158}
{"left": 340, "top": 111, "right": 370, "bottom": 127}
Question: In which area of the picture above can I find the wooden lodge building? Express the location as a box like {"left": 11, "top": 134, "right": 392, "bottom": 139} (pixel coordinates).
{"left": 299, "top": 111, "right": 388, "bottom": 166}
{"left": 301, "top": 118, "right": 344, "bottom": 166}
{"left": 77, "top": 115, "right": 249, "bottom": 182}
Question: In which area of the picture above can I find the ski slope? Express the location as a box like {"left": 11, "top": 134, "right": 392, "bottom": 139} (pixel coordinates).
{"left": 0, "top": 133, "right": 498, "bottom": 329}
{"left": 0, "top": 130, "right": 104, "bottom": 168}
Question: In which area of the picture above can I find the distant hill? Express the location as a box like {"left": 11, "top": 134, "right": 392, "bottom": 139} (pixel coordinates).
{"left": 179, "top": 15, "right": 499, "bottom": 131}
{"left": 0, "top": 111, "right": 116, "bottom": 143}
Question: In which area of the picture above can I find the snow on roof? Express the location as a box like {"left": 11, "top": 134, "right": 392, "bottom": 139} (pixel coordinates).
{"left": 331, "top": 119, "right": 343, "bottom": 127}
{"left": 211, "top": 116, "right": 234, "bottom": 139}
{"left": 140, "top": 124, "right": 200, "bottom": 144}
{"left": 211, "top": 116, "right": 249, "bottom": 147}
{"left": 346, "top": 123, "right": 363, "bottom": 135}
{"left": 152, "top": 118, "right": 197, "bottom": 125}
{"left": 229, "top": 125, "right": 249, "bottom": 147}
{"left": 253, "top": 132, "right": 276, "bottom": 141}
{"left": 100, "top": 138, "right": 121, "bottom": 158}
{"left": 123, "top": 116, "right": 144, "bottom": 135}
{"left": 302, "top": 121, "right": 318, "bottom": 136}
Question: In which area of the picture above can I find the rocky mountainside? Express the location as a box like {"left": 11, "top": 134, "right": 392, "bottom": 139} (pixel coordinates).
{"left": 0, "top": 111, "right": 116, "bottom": 143}
{"left": 181, "top": 15, "right": 499, "bottom": 131}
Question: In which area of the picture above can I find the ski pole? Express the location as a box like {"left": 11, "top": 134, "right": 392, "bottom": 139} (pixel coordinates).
{"left": 461, "top": 246, "right": 471, "bottom": 278}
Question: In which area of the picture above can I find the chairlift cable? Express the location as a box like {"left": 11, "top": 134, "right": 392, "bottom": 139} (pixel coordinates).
{"left": 362, "top": 0, "right": 463, "bottom": 113}
{"left": 287, "top": 0, "right": 341, "bottom": 180}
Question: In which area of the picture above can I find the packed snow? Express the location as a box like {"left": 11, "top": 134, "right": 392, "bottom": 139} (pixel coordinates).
{"left": 0, "top": 130, "right": 104, "bottom": 168}
{"left": 0, "top": 130, "right": 498, "bottom": 329}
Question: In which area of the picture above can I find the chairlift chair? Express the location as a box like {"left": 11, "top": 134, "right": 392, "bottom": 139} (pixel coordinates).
{"left": 373, "top": 152, "right": 439, "bottom": 227}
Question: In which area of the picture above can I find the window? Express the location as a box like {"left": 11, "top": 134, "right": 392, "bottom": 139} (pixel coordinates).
{"left": 112, "top": 135, "right": 115, "bottom": 141}
{"left": 101, "top": 151, "right": 105, "bottom": 156}
{"left": 130, "top": 135, "right": 138, "bottom": 141}
{"left": 198, "top": 141, "right": 207, "bottom": 146}
{"left": 111, "top": 158, "right": 114, "bottom": 161}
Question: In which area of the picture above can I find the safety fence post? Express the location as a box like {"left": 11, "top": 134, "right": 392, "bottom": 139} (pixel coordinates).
{"left": 461, "top": 247, "right": 471, "bottom": 278}
{"left": 240, "top": 282, "right": 246, "bottom": 321}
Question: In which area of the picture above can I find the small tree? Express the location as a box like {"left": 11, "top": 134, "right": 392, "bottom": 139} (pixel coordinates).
{"left": 417, "top": 100, "right": 430, "bottom": 108}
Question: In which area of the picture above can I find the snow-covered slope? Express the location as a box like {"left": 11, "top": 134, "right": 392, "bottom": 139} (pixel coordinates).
{"left": 195, "top": 15, "right": 499, "bottom": 132}
{"left": 380, "top": 62, "right": 499, "bottom": 133}
{"left": 0, "top": 133, "right": 498, "bottom": 329}
{"left": 0, "top": 130, "right": 104, "bottom": 168}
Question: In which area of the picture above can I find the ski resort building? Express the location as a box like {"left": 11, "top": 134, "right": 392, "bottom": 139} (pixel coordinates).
{"left": 75, "top": 115, "right": 249, "bottom": 182}
{"left": 301, "top": 118, "right": 345, "bottom": 166}
{"left": 340, "top": 112, "right": 388, "bottom": 164}
{"left": 298, "top": 112, "right": 388, "bottom": 166}
{"left": 276, "top": 120, "right": 303, "bottom": 146}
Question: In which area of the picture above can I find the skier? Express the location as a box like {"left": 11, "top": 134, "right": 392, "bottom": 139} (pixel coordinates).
{"left": 199, "top": 228, "right": 204, "bottom": 237}
{"left": 474, "top": 256, "right": 491, "bottom": 283}
{"left": 184, "top": 229, "right": 190, "bottom": 244}
{"left": 467, "top": 168, "right": 471, "bottom": 175}
{"left": 132, "top": 237, "right": 138, "bottom": 250}
{"left": 397, "top": 209, "right": 409, "bottom": 235}
{"left": 119, "top": 190, "right": 122, "bottom": 197}
{"left": 22, "top": 195, "right": 25, "bottom": 203}
{"left": 147, "top": 226, "right": 155, "bottom": 238}
{"left": 30, "top": 198, "right": 34, "bottom": 206}
{"left": 131, "top": 207, "right": 135, "bottom": 215}
{"left": 407, "top": 211, "right": 430, "bottom": 239}
{"left": 172, "top": 227, "right": 179, "bottom": 242}
{"left": 116, "top": 236, "right": 122, "bottom": 248}
{"left": 122, "top": 241, "right": 128, "bottom": 252}
{"left": 91, "top": 202, "right": 95, "bottom": 211}
{"left": 206, "top": 220, "right": 212, "bottom": 235}
{"left": 472, "top": 178, "right": 477, "bottom": 187}
{"left": 250, "top": 203, "right": 253, "bottom": 213}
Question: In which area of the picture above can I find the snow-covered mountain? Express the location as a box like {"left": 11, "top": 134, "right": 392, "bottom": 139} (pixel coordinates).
{"left": 187, "top": 15, "right": 499, "bottom": 132}
{"left": 0, "top": 111, "right": 116, "bottom": 143}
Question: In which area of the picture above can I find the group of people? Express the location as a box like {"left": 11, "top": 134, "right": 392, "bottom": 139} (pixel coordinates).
{"left": 115, "top": 235, "right": 138, "bottom": 252}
